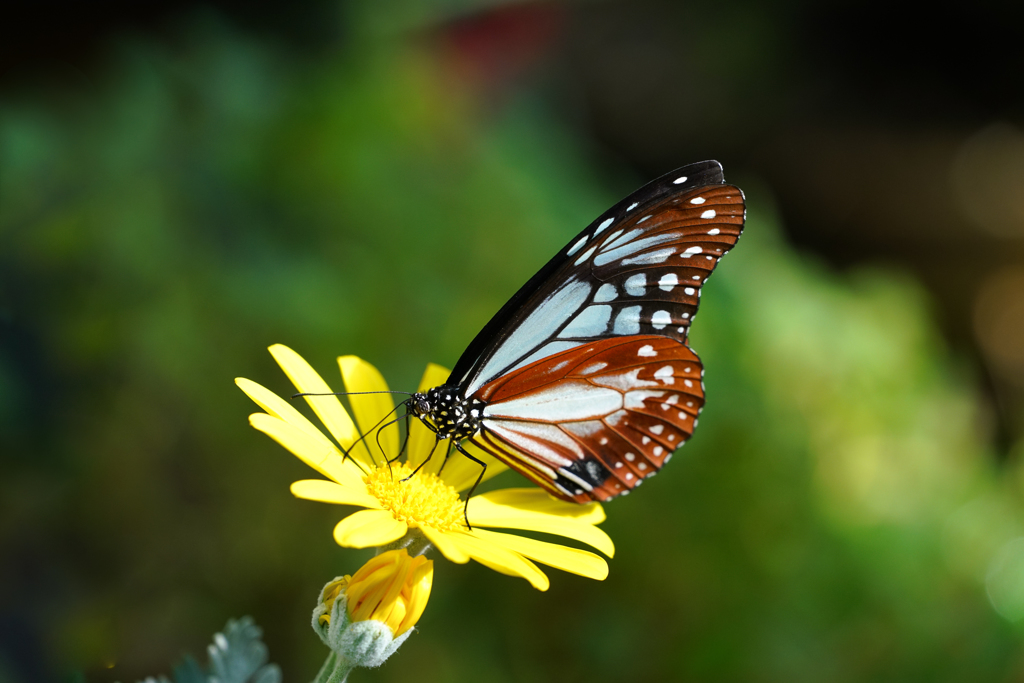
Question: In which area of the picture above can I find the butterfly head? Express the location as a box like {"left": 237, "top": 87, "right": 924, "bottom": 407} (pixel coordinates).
{"left": 408, "top": 385, "right": 484, "bottom": 441}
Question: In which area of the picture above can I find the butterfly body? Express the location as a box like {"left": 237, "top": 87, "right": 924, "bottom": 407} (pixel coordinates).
{"left": 410, "top": 386, "right": 484, "bottom": 441}
{"left": 407, "top": 160, "right": 744, "bottom": 504}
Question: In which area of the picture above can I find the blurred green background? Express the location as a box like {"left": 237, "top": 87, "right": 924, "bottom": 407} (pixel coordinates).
{"left": 3, "top": 0, "right": 1024, "bottom": 681}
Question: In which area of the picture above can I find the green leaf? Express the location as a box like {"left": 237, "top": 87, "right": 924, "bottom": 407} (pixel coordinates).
{"left": 135, "top": 617, "right": 281, "bottom": 683}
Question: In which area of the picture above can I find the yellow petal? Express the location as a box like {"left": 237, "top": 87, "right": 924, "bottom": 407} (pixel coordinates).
{"left": 444, "top": 531, "right": 550, "bottom": 591}
{"left": 419, "top": 526, "right": 470, "bottom": 563}
{"left": 396, "top": 558, "right": 433, "bottom": 635}
{"left": 376, "top": 555, "right": 413, "bottom": 627}
{"left": 267, "top": 345, "right": 363, "bottom": 458}
{"left": 406, "top": 363, "right": 451, "bottom": 472}
{"left": 236, "top": 378, "right": 331, "bottom": 444}
{"left": 248, "top": 413, "right": 365, "bottom": 489}
{"left": 338, "top": 356, "right": 399, "bottom": 467}
{"left": 333, "top": 510, "right": 408, "bottom": 548}
{"left": 469, "top": 528, "right": 608, "bottom": 580}
{"left": 290, "top": 479, "right": 382, "bottom": 510}
{"left": 438, "top": 441, "right": 510, "bottom": 492}
{"left": 474, "top": 488, "right": 606, "bottom": 525}
{"left": 466, "top": 495, "right": 615, "bottom": 557}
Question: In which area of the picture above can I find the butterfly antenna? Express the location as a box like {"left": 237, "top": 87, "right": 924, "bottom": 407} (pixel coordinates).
{"left": 391, "top": 413, "right": 413, "bottom": 463}
{"left": 373, "top": 411, "right": 411, "bottom": 470}
{"left": 344, "top": 401, "right": 409, "bottom": 467}
{"left": 292, "top": 390, "right": 415, "bottom": 399}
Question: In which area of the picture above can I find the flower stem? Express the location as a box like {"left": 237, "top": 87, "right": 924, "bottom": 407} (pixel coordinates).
{"left": 312, "top": 652, "right": 354, "bottom": 683}
{"left": 377, "top": 528, "right": 433, "bottom": 557}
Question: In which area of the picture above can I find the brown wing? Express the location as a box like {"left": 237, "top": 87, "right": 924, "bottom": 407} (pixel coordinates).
{"left": 470, "top": 336, "right": 704, "bottom": 503}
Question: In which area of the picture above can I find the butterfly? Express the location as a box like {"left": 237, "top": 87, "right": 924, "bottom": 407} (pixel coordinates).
{"left": 406, "top": 160, "right": 745, "bottom": 504}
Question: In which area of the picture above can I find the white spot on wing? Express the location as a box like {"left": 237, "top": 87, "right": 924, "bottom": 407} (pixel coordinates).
{"left": 625, "top": 389, "right": 665, "bottom": 409}
{"left": 579, "top": 362, "right": 607, "bottom": 375}
{"left": 613, "top": 306, "right": 641, "bottom": 335}
{"left": 684, "top": 246, "right": 702, "bottom": 254}
{"left": 574, "top": 245, "right": 597, "bottom": 266}
{"left": 651, "top": 425, "right": 664, "bottom": 435}
{"left": 701, "top": 209, "right": 716, "bottom": 219}
{"left": 651, "top": 310, "right": 671, "bottom": 329}
{"left": 606, "top": 409, "right": 628, "bottom": 426}
{"left": 627, "top": 202, "right": 638, "bottom": 211}
{"left": 559, "top": 304, "right": 612, "bottom": 338}
{"left": 593, "top": 369, "right": 659, "bottom": 391}
{"left": 595, "top": 283, "right": 617, "bottom": 302}
{"left": 625, "top": 452, "right": 635, "bottom": 461}
{"left": 595, "top": 217, "right": 615, "bottom": 235}
{"left": 637, "top": 344, "right": 657, "bottom": 357}
{"left": 484, "top": 380, "right": 622, "bottom": 421}
{"left": 596, "top": 233, "right": 680, "bottom": 266}
{"left": 673, "top": 176, "right": 688, "bottom": 184}
{"left": 567, "top": 236, "right": 587, "bottom": 256}
{"left": 638, "top": 215, "right": 652, "bottom": 223}
{"left": 558, "top": 467, "right": 594, "bottom": 492}
{"left": 624, "top": 273, "right": 646, "bottom": 296}
{"left": 605, "top": 228, "right": 643, "bottom": 251}
{"left": 708, "top": 228, "right": 720, "bottom": 235}
{"left": 654, "top": 366, "right": 675, "bottom": 385}
{"left": 658, "top": 273, "right": 678, "bottom": 291}
{"left": 690, "top": 196, "right": 705, "bottom": 204}
{"left": 622, "top": 248, "right": 675, "bottom": 266}
{"left": 684, "top": 287, "right": 696, "bottom": 296}
{"left": 604, "top": 229, "right": 623, "bottom": 244}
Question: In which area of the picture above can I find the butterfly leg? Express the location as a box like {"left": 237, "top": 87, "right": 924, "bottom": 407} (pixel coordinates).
{"left": 389, "top": 413, "right": 413, "bottom": 464}
{"left": 435, "top": 439, "right": 456, "bottom": 477}
{"left": 402, "top": 433, "right": 444, "bottom": 481}
{"left": 453, "top": 440, "right": 487, "bottom": 530}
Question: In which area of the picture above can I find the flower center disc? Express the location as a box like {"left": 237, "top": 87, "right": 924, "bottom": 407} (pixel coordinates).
{"left": 364, "top": 463, "right": 465, "bottom": 531}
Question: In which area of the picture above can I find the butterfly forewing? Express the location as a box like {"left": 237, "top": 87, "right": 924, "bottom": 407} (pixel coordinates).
{"left": 457, "top": 164, "right": 743, "bottom": 397}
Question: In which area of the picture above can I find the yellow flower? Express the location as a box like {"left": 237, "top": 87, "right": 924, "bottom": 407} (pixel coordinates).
{"left": 236, "top": 344, "right": 614, "bottom": 590}
{"left": 318, "top": 549, "right": 432, "bottom": 637}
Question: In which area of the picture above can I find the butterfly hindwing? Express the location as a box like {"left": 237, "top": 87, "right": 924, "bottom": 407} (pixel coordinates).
{"left": 470, "top": 336, "right": 705, "bottom": 503}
